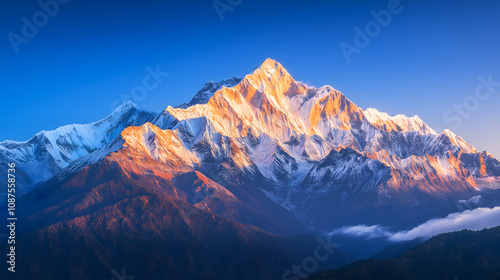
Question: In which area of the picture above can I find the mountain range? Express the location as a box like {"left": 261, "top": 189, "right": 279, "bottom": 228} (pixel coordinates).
{"left": 1, "top": 58, "right": 500, "bottom": 279}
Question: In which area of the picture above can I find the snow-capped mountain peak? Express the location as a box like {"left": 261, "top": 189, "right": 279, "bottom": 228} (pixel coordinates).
{"left": 177, "top": 77, "right": 242, "bottom": 109}
{"left": 442, "top": 129, "right": 477, "bottom": 154}
{"left": 0, "top": 101, "right": 156, "bottom": 192}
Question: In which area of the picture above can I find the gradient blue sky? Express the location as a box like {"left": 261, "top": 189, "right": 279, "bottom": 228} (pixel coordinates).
{"left": 1, "top": 0, "right": 499, "bottom": 158}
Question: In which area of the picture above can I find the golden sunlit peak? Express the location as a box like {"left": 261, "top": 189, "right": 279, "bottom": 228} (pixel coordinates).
{"left": 261, "top": 58, "right": 280, "bottom": 68}
{"left": 442, "top": 129, "right": 456, "bottom": 136}
{"left": 239, "top": 58, "right": 296, "bottom": 91}
{"left": 251, "top": 58, "right": 290, "bottom": 77}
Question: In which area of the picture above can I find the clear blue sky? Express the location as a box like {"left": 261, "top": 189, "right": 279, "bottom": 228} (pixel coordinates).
{"left": 1, "top": 0, "right": 499, "bottom": 158}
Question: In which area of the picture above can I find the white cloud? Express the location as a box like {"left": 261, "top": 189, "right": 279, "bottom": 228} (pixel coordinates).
{"left": 329, "top": 225, "right": 393, "bottom": 239}
{"left": 390, "top": 206, "right": 500, "bottom": 241}
{"left": 329, "top": 206, "right": 500, "bottom": 242}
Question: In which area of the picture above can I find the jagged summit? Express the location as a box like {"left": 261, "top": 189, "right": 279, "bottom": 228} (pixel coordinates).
{"left": 442, "top": 128, "right": 477, "bottom": 153}
{"left": 241, "top": 58, "right": 297, "bottom": 98}
{"left": 114, "top": 100, "right": 137, "bottom": 111}
{"left": 177, "top": 77, "right": 242, "bottom": 109}
{"left": 251, "top": 58, "right": 293, "bottom": 79}
{"left": 364, "top": 107, "right": 436, "bottom": 134}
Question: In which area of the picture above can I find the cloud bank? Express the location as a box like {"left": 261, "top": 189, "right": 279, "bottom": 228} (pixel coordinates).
{"left": 329, "top": 206, "right": 500, "bottom": 242}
